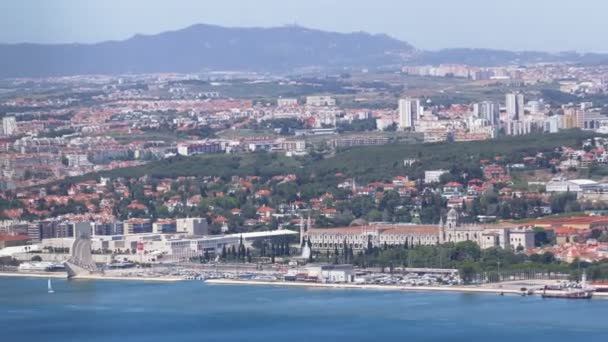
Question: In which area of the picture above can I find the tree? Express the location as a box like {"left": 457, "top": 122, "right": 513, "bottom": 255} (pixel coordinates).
{"left": 246, "top": 248, "right": 252, "bottom": 263}
{"left": 30, "top": 255, "right": 42, "bottom": 262}
{"left": 230, "top": 245, "right": 237, "bottom": 259}
{"left": 333, "top": 245, "right": 339, "bottom": 264}
{"left": 221, "top": 245, "right": 227, "bottom": 259}
{"left": 343, "top": 239, "right": 349, "bottom": 263}
{"left": 590, "top": 229, "right": 603, "bottom": 240}
{"left": 459, "top": 262, "right": 479, "bottom": 284}
{"left": 261, "top": 243, "right": 267, "bottom": 257}
{"left": 533, "top": 227, "right": 553, "bottom": 247}
{"left": 452, "top": 241, "right": 481, "bottom": 262}
{"left": 366, "top": 235, "right": 374, "bottom": 255}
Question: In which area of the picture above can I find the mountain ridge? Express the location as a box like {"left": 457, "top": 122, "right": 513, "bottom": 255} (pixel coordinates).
{"left": 0, "top": 23, "right": 413, "bottom": 77}
{"left": 1, "top": 23, "right": 607, "bottom": 78}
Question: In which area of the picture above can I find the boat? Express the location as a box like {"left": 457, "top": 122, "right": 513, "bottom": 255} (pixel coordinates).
{"left": 542, "top": 271, "right": 594, "bottom": 299}
{"left": 541, "top": 289, "right": 593, "bottom": 299}
{"left": 47, "top": 278, "right": 54, "bottom": 294}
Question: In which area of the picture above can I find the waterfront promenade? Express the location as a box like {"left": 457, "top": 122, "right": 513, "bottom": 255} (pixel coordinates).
{"left": 206, "top": 278, "right": 608, "bottom": 298}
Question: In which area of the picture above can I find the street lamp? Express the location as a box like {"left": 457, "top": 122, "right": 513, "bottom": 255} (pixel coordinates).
{"left": 497, "top": 261, "right": 501, "bottom": 283}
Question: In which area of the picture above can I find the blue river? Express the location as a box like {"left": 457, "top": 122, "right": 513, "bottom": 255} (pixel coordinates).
{"left": 1, "top": 277, "right": 607, "bottom": 341}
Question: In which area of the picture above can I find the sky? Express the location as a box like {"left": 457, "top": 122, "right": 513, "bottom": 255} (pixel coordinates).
{"left": 1, "top": 0, "right": 606, "bottom": 52}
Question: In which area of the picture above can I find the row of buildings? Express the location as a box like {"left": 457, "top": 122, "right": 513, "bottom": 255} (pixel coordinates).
{"left": 396, "top": 93, "right": 608, "bottom": 139}
{"left": 308, "top": 209, "right": 535, "bottom": 253}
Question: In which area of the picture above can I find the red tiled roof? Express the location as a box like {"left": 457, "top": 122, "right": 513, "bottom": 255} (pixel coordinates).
{"left": 0, "top": 235, "right": 30, "bottom": 242}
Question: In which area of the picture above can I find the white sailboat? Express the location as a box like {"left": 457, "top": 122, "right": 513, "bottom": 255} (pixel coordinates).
{"left": 47, "top": 278, "right": 54, "bottom": 294}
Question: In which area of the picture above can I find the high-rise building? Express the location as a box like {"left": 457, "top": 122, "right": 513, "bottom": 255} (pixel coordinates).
{"left": 473, "top": 101, "right": 499, "bottom": 126}
{"left": 505, "top": 93, "right": 526, "bottom": 135}
{"left": 505, "top": 93, "right": 525, "bottom": 120}
{"left": 527, "top": 100, "right": 543, "bottom": 114}
{"left": 563, "top": 107, "right": 583, "bottom": 129}
{"left": 398, "top": 98, "right": 421, "bottom": 130}
{"left": 1, "top": 116, "right": 17, "bottom": 136}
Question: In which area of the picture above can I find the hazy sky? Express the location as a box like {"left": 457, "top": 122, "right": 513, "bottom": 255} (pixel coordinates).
{"left": 1, "top": 0, "right": 606, "bottom": 52}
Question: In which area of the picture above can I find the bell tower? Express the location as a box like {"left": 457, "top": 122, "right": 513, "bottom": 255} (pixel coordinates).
{"left": 446, "top": 208, "right": 459, "bottom": 229}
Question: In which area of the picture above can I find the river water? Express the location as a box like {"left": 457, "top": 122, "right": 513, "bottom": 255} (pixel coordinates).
{"left": 1, "top": 277, "right": 606, "bottom": 341}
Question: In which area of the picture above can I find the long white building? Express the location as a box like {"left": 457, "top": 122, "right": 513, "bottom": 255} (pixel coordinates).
{"left": 308, "top": 209, "right": 535, "bottom": 253}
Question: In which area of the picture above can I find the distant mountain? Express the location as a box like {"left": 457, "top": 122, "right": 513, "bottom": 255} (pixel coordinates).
{"left": 2, "top": 24, "right": 607, "bottom": 78}
{"left": 0, "top": 24, "right": 414, "bottom": 77}
{"left": 410, "top": 48, "right": 608, "bottom": 67}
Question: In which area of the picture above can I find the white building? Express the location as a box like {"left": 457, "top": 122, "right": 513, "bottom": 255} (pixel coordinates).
{"left": 544, "top": 115, "right": 563, "bottom": 133}
{"left": 277, "top": 98, "right": 298, "bottom": 107}
{"left": 546, "top": 177, "right": 600, "bottom": 194}
{"left": 1, "top": 116, "right": 17, "bottom": 136}
{"left": 527, "top": 100, "right": 543, "bottom": 114}
{"left": 398, "top": 98, "right": 421, "bottom": 130}
{"left": 308, "top": 210, "right": 535, "bottom": 253}
{"left": 305, "top": 264, "right": 355, "bottom": 283}
{"left": 177, "top": 141, "right": 222, "bottom": 156}
{"left": 66, "top": 154, "right": 92, "bottom": 167}
{"left": 306, "top": 96, "right": 335, "bottom": 107}
{"left": 473, "top": 101, "right": 500, "bottom": 126}
{"left": 505, "top": 93, "right": 526, "bottom": 135}
{"left": 425, "top": 169, "right": 448, "bottom": 184}
{"left": 438, "top": 209, "right": 535, "bottom": 251}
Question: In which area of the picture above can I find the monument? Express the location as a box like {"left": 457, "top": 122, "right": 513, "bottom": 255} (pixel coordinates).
{"left": 65, "top": 222, "right": 98, "bottom": 278}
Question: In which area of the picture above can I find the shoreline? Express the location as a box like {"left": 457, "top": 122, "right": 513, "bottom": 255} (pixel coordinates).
{"left": 0, "top": 271, "right": 67, "bottom": 279}
{"left": 0, "top": 271, "right": 183, "bottom": 282}
{"left": 2, "top": 272, "right": 606, "bottom": 298}
{"left": 206, "top": 279, "right": 520, "bottom": 294}
{"left": 205, "top": 279, "right": 608, "bottom": 298}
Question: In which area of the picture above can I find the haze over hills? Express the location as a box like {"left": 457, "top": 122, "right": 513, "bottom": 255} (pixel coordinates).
{"left": 1, "top": 23, "right": 607, "bottom": 78}
{"left": 0, "top": 24, "right": 413, "bottom": 77}
{"left": 412, "top": 48, "right": 608, "bottom": 67}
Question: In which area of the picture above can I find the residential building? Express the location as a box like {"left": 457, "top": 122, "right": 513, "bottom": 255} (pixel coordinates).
{"left": 473, "top": 101, "right": 500, "bottom": 126}
{"left": 505, "top": 93, "right": 526, "bottom": 135}
{"left": 124, "top": 218, "right": 153, "bottom": 234}
{"left": 546, "top": 177, "right": 600, "bottom": 194}
{"left": 152, "top": 219, "right": 177, "bottom": 234}
{"left": 398, "top": 98, "right": 421, "bottom": 130}
{"left": 306, "top": 96, "right": 335, "bottom": 107}
{"left": 277, "top": 98, "right": 298, "bottom": 107}
{"left": 177, "top": 141, "right": 222, "bottom": 156}
{"left": 1, "top": 116, "right": 17, "bottom": 136}
{"left": 424, "top": 170, "right": 448, "bottom": 184}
